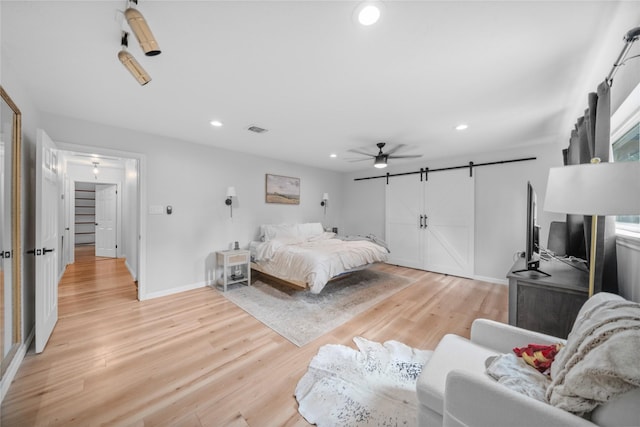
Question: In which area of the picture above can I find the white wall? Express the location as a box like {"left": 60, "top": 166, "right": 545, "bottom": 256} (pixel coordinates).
{"left": 123, "top": 158, "right": 139, "bottom": 279}
{"left": 38, "top": 112, "right": 346, "bottom": 299}
{"left": 343, "top": 143, "right": 565, "bottom": 283}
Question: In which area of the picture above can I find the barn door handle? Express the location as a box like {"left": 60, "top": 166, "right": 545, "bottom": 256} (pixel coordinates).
{"left": 419, "top": 215, "right": 424, "bottom": 228}
{"left": 42, "top": 247, "right": 55, "bottom": 254}
{"left": 424, "top": 215, "right": 428, "bottom": 228}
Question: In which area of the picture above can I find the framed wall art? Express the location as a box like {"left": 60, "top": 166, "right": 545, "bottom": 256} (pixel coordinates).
{"left": 265, "top": 174, "right": 300, "bottom": 205}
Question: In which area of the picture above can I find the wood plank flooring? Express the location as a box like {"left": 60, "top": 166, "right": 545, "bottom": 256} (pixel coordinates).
{"left": 2, "top": 250, "right": 507, "bottom": 426}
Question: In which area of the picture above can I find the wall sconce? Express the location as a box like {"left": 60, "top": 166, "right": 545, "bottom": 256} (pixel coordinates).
{"left": 92, "top": 162, "right": 99, "bottom": 180}
{"left": 125, "top": 0, "right": 161, "bottom": 56}
{"left": 225, "top": 186, "right": 236, "bottom": 217}
{"left": 321, "top": 193, "right": 329, "bottom": 215}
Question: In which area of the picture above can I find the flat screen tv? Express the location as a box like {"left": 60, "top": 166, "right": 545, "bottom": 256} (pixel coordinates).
{"left": 513, "top": 182, "right": 550, "bottom": 277}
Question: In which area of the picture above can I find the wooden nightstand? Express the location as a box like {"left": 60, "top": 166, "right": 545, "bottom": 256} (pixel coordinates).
{"left": 216, "top": 250, "right": 251, "bottom": 292}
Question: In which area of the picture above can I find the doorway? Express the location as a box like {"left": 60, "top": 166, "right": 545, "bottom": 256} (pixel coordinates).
{"left": 56, "top": 144, "right": 146, "bottom": 301}
{"left": 73, "top": 182, "right": 118, "bottom": 260}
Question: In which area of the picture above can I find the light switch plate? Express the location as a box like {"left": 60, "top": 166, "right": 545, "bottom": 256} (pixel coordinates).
{"left": 148, "top": 205, "right": 164, "bottom": 215}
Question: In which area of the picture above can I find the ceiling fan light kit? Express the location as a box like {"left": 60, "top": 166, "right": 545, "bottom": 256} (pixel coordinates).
{"left": 374, "top": 155, "right": 388, "bottom": 168}
{"left": 349, "top": 142, "right": 422, "bottom": 168}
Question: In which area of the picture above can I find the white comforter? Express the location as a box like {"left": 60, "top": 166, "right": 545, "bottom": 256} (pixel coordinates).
{"left": 252, "top": 233, "right": 389, "bottom": 293}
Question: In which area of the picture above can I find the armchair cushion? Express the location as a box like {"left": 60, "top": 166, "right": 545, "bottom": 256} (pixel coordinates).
{"left": 416, "top": 334, "right": 496, "bottom": 417}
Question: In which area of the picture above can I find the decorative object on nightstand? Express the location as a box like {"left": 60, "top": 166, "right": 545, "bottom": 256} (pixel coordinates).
{"left": 216, "top": 249, "right": 250, "bottom": 292}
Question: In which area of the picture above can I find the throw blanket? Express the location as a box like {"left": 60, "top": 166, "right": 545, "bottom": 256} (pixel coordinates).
{"left": 546, "top": 298, "right": 640, "bottom": 414}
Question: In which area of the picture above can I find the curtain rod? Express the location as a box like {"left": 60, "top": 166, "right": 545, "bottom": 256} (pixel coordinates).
{"left": 353, "top": 156, "right": 536, "bottom": 182}
{"left": 607, "top": 26, "right": 640, "bottom": 86}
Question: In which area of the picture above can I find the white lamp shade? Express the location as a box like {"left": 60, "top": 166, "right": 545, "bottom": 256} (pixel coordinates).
{"left": 226, "top": 186, "right": 236, "bottom": 198}
{"left": 322, "top": 193, "right": 329, "bottom": 201}
{"left": 544, "top": 161, "right": 640, "bottom": 215}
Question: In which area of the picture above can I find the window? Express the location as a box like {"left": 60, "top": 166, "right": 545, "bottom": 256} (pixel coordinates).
{"left": 610, "top": 83, "right": 640, "bottom": 236}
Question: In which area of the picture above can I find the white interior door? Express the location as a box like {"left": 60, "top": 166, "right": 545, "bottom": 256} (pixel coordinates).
{"left": 423, "top": 169, "right": 475, "bottom": 278}
{"left": 35, "top": 129, "right": 59, "bottom": 353}
{"left": 95, "top": 184, "right": 117, "bottom": 258}
{"left": 385, "top": 174, "right": 424, "bottom": 269}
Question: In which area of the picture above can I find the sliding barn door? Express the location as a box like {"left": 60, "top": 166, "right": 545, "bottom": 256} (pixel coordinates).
{"left": 423, "top": 170, "right": 475, "bottom": 278}
{"left": 385, "top": 174, "right": 423, "bottom": 269}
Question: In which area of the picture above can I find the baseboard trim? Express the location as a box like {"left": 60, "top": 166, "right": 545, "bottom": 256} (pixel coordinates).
{"left": 1, "top": 327, "right": 35, "bottom": 403}
{"left": 473, "top": 275, "right": 508, "bottom": 286}
{"left": 124, "top": 258, "right": 137, "bottom": 281}
{"left": 141, "top": 281, "right": 207, "bottom": 301}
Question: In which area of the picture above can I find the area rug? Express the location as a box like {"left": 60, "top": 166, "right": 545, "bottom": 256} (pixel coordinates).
{"left": 295, "top": 336, "right": 432, "bottom": 426}
{"left": 221, "top": 269, "right": 415, "bottom": 347}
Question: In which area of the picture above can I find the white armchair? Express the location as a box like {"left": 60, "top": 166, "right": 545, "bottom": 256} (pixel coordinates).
{"left": 416, "top": 292, "right": 640, "bottom": 427}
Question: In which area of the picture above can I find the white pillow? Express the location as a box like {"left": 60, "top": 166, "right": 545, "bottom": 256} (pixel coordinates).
{"left": 261, "top": 223, "right": 299, "bottom": 241}
{"left": 297, "top": 223, "right": 324, "bottom": 238}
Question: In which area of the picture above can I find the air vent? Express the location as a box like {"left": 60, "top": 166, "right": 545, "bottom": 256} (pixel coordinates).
{"left": 247, "top": 125, "right": 268, "bottom": 134}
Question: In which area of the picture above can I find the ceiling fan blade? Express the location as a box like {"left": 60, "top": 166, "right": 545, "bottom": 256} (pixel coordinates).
{"left": 346, "top": 157, "right": 373, "bottom": 163}
{"left": 347, "top": 149, "right": 375, "bottom": 157}
{"left": 388, "top": 154, "right": 423, "bottom": 159}
{"left": 383, "top": 144, "right": 407, "bottom": 155}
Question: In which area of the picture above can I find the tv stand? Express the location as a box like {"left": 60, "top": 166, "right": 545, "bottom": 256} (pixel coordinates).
{"left": 511, "top": 259, "right": 550, "bottom": 277}
{"left": 507, "top": 257, "right": 588, "bottom": 338}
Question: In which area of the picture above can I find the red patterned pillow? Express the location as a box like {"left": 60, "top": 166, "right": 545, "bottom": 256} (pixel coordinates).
{"left": 513, "top": 343, "right": 563, "bottom": 373}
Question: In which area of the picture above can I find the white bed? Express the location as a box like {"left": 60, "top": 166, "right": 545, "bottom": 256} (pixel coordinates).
{"left": 250, "top": 223, "right": 389, "bottom": 294}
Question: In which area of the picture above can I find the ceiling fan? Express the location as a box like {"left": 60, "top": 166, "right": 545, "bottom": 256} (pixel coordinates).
{"left": 348, "top": 142, "right": 423, "bottom": 169}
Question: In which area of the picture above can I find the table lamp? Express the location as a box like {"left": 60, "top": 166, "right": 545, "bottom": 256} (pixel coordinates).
{"left": 544, "top": 160, "right": 640, "bottom": 296}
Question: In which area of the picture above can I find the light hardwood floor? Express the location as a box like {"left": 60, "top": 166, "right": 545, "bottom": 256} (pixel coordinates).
{"left": 2, "top": 249, "right": 508, "bottom": 426}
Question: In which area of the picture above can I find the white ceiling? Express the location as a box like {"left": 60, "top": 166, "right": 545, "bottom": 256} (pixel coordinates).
{"left": 2, "top": 1, "right": 638, "bottom": 172}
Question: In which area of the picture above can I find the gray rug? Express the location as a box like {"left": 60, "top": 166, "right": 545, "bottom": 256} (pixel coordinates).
{"left": 221, "top": 269, "right": 415, "bottom": 346}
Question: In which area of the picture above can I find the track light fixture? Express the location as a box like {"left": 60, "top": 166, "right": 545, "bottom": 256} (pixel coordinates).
{"left": 118, "top": 31, "right": 151, "bottom": 86}
{"left": 124, "top": 0, "right": 161, "bottom": 56}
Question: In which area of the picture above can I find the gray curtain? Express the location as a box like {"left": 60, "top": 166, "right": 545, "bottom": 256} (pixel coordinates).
{"left": 565, "top": 80, "right": 618, "bottom": 294}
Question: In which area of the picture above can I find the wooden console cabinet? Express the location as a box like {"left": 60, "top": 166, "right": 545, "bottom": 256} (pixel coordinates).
{"left": 507, "top": 257, "right": 589, "bottom": 339}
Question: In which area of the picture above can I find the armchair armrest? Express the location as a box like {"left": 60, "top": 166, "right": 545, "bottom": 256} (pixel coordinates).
{"left": 443, "top": 370, "right": 596, "bottom": 427}
{"left": 470, "top": 319, "right": 565, "bottom": 354}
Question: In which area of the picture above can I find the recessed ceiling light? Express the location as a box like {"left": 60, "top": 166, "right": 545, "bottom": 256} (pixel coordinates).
{"left": 455, "top": 124, "right": 469, "bottom": 131}
{"left": 354, "top": 2, "right": 382, "bottom": 26}
{"left": 210, "top": 120, "right": 223, "bottom": 127}
{"left": 359, "top": 5, "right": 380, "bottom": 25}
{"left": 330, "top": 153, "right": 337, "bottom": 158}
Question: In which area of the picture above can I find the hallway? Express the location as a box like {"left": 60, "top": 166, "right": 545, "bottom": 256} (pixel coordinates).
{"left": 58, "top": 246, "right": 138, "bottom": 318}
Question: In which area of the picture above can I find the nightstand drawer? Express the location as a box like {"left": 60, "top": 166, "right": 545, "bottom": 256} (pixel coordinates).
{"left": 228, "top": 253, "right": 248, "bottom": 264}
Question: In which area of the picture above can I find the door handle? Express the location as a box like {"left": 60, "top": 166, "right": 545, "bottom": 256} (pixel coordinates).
{"left": 419, "top": 215, "right": 424, "bottom": 229}
{"left": 26, "top": 249, "right": 36, "bottom": 256}
{"left": 424, "top": 215, "right": 428, "bottom": 228}
{"left": 42, "top": 247, "right": 55, "bottom": 254}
